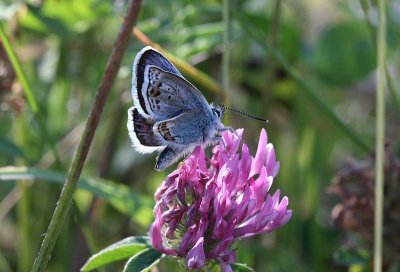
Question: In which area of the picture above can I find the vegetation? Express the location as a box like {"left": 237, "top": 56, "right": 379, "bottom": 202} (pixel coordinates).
{"left": 0, "top": 0, "right": 397, "bottom": 271}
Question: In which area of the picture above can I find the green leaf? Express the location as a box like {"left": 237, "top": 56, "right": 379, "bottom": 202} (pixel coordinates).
{"left": 0, "top": 167, "right": 154, "bottom": 227}
{"left": 123, "top": 248, "right": 163, "bottom": 272}
{"left": 20, "top": 0, "right": 112, "bottom": 36}
{"left": 0, "top": 137, "right": 26, "bottom": 159}
{"left": 333, "top": 246, "right": 369, "bottom": 266}
{"left": 231, "top": 263, "right": 255, "bottom": 272}
{"left": 81, "top": 236, "right": 152, "bottom": 271}
{"left": 312, "top": 21, "right": 375, "bottom": 86}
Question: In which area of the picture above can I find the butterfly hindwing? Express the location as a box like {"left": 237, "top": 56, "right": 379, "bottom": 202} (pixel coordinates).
{"left": 154, "top": 109, "right": 210, "bottom": 145}
{"left": 127, "top": 107, "right": 165, "bottom": 154}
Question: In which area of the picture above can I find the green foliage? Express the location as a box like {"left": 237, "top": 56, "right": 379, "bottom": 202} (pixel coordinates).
{"left": 81, "top": 236, "right": 153, "bottom": 271}
{"left": 0, "top": 167, "right": 154, "bottom": 227}
{"left": 312, "top": 21, "right": 375, "bottom": 86}
{"left": 333, "top": 246, "right": 370, "bottom": 266}
{"left": 0, "top": 0, "right": 397, "bottom": 271}
{"left": 123, "top": 248, "right": 163, "bottom": 272}
{"left": 0, "top": 137, "right": 26, "bottom": 159}
{"left": 231, "top": 263, "right": 255, "bottom": 272}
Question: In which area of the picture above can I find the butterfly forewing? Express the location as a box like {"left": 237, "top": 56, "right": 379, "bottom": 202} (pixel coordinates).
{"left": 138, "top": 66, "right": 211, "bottom": 120}
{"left": 133, "top": 47, "right": 211, "bottom": 119}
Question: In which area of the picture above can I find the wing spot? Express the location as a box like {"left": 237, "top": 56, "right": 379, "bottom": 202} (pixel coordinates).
{"left": 155, "top": 99, "right": 160, "bottom": 104}
{"left": 167, "top": 95, "right": 171, "bottom": 99}
{"left": 149, "top": 88, "right": 161, "bottom": 97}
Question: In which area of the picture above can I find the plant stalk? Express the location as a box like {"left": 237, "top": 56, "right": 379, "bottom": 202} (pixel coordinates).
{"left": 30, "top": 1, "right": 143, "bottom": 271}
{"left": 374, "top": 0, "right": 386, "bottom": 270}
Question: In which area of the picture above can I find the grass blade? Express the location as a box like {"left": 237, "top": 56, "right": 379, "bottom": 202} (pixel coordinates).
{"left": 374, "top": 0, "right": 386, "bottom": 270}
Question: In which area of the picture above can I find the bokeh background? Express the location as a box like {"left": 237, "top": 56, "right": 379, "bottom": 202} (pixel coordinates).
{"left": 1, "top": 0, "right": 399, "bottom": 271}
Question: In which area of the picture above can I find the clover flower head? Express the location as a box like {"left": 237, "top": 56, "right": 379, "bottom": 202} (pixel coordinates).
{"left": 150, "top": 128, "right": 292, "bottom": 271}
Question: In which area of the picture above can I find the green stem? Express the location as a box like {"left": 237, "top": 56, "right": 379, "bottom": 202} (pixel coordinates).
{"left": 360, "top": 0, "right": 400, "bottom": 120}
{"left": 0, "top": 22, "right": 62, "bottom": 167}
{"left": 0, "top": 23, "right": 38, "bottom": 113}
{"left": 15, "top": 116, "right": 31, "bottom": 272}
{"left": 374, "top": 0, "right": 386, "bottom": 270}
{"left": 30, "top": 1, "right": 143, "bottom": 271}
{"left": 17, "top": 182, "right": 30, "bottom": 272}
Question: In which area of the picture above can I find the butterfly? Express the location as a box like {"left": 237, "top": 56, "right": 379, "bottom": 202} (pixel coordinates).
{"left": 127, "top": 46, "right": 229, "bottom": 171}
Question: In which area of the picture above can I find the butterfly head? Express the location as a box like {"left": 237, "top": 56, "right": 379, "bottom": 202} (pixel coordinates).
{"left": 210, "top": 104, "right": 224, "bottom": 120}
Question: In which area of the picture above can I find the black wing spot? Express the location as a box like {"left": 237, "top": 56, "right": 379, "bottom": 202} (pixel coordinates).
{"left": 149, "top": 88, "right": 161, "bottom": 97}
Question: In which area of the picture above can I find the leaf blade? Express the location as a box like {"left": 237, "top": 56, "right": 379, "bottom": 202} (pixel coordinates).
{"left": 123, "top": 248, "right": 163, "bottom": 272}
{"left": 81, "top": 236, "right": 152, "bottom": 271}
{"left": 0, "top": 167, "right": 154, "bottom": 227}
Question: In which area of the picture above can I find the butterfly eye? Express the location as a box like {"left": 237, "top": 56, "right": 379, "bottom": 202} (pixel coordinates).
{"left": 212, "top": 108, "right": 221, "bottom": 118}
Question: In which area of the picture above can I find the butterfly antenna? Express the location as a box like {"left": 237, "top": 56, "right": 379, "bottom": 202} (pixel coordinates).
{"left": 222, "top": 106, "right": 269, "bottom": 123}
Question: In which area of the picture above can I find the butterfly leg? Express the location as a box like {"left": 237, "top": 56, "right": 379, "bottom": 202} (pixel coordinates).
{"left": 214, "top": 135, "right": 227, "bottom": 149}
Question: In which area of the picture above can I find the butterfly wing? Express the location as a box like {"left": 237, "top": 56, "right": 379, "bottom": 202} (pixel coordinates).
{"left": 132, "top": 47, "right": 211, "bottom": 120}
{"left": 129, "top": 46, "right": 225, "bottom": 171}
{"left": 128, "top": 107, "right": 216, "bottom": 170}
{"left": 155, "top": 145, "right": 190, "bottom": 171}
{"left": 127, "top": 107, "right": 165, "bottom": 154}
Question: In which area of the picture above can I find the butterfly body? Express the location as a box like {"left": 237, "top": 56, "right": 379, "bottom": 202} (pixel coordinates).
{"left": 127, "top": 46, "right": 226, "bottom": 171}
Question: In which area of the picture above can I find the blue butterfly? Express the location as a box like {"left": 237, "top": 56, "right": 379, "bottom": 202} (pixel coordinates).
{"left": 127, "top": 46, "right": 228, "bottom": 171}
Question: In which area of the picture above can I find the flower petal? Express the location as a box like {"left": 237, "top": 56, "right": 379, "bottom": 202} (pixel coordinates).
{"left": 186, "top": 237, "right": 206, "bottom": 269}
{"left": 250, "top": 128, "right": 268, "bottom": 177}
{"left": 150, "top": 207, "right": 177, "bottom": 256}
{"left": 149, "top": 127, "right": 291, "bottom": 270}
{"left": 220, "top": 261, "right": 233, "bottom": 272}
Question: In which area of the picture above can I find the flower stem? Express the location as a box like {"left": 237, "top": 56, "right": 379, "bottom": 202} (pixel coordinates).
{"left": 360, "top": 0, "right": 400, "bottom": 121}
{"left": 30, "top": 1, "right": 143, "bottom": 271}
{"left": 374, "top": 0, "right": 386, "bottom": 270}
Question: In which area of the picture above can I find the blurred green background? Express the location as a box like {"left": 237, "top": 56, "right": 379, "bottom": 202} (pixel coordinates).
{"left": 0, "top": 0, "right": 399, "bottom": 271}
